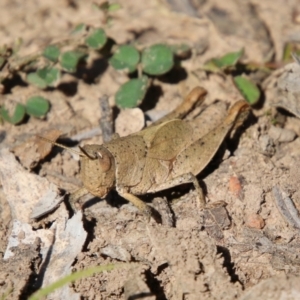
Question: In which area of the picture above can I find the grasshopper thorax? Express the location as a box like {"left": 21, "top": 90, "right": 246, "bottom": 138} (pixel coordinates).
{"left": 79, "top": 144, "right": 116, "bottom": 198}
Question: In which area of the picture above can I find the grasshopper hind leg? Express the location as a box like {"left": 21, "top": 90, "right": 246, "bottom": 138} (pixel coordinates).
{"left": 147, "top": 173, "right": 206, "bottom": 209}
{"left": 118, "top": 175, "right": 206, "bottom": 221}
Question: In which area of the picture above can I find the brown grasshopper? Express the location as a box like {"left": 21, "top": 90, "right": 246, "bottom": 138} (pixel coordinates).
{"left": 39, "top": 87, "right": 250, "bottom": 217}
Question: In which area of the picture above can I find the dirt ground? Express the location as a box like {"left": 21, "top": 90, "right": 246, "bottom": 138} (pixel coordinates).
{"left": 1, "top": 0, "right": 300, "bottom": 299}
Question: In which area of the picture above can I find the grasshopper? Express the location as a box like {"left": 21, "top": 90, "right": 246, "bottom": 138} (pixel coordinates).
{"left": 39, "top": 87, "right": 250, "bottom": 217}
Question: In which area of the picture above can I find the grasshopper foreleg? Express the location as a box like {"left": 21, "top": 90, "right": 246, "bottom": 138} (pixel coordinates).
{"left": 117, "top": 188, "right": 153, "bottom": 220}
{"left": 69, "top": 187, "right": 89, "bottom": 212}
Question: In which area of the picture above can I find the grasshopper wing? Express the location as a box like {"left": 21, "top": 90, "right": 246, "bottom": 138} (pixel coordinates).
{"left": 139, "top": 119, "right": 193, "bottom": 161}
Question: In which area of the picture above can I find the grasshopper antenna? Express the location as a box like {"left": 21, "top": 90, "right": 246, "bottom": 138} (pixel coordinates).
{"left": 37, "top": 135, "right": 87, "bottom": 157}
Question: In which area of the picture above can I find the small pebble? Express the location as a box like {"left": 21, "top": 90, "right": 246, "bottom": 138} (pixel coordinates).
{"left": 115, "top": 108, "right": 145, "bottom": 136}
{"left": 268, "top": 126, "right": 296, "bottom": 143}
{"left": 229, "top": 176, "right": 243, "bottom": 198}
{"left": 245, "top": 214, "right": 265, "bottom": 229}
{"left": 259, "top": 134, "right": 275, "bottom": 156}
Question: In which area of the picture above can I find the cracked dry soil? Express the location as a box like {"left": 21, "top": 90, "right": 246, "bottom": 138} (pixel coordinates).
{"left": 1, "top": 0, "right": 300, "bottom": 299}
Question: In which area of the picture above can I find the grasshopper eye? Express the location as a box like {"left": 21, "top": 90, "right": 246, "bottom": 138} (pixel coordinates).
{"left": 96, "top": 151, "right": 111, "bottom": 172}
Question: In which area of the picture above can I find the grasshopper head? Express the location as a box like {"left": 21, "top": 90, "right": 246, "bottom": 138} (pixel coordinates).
{"left": 79, "top": 144, "right": 115, "bottom": 198}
